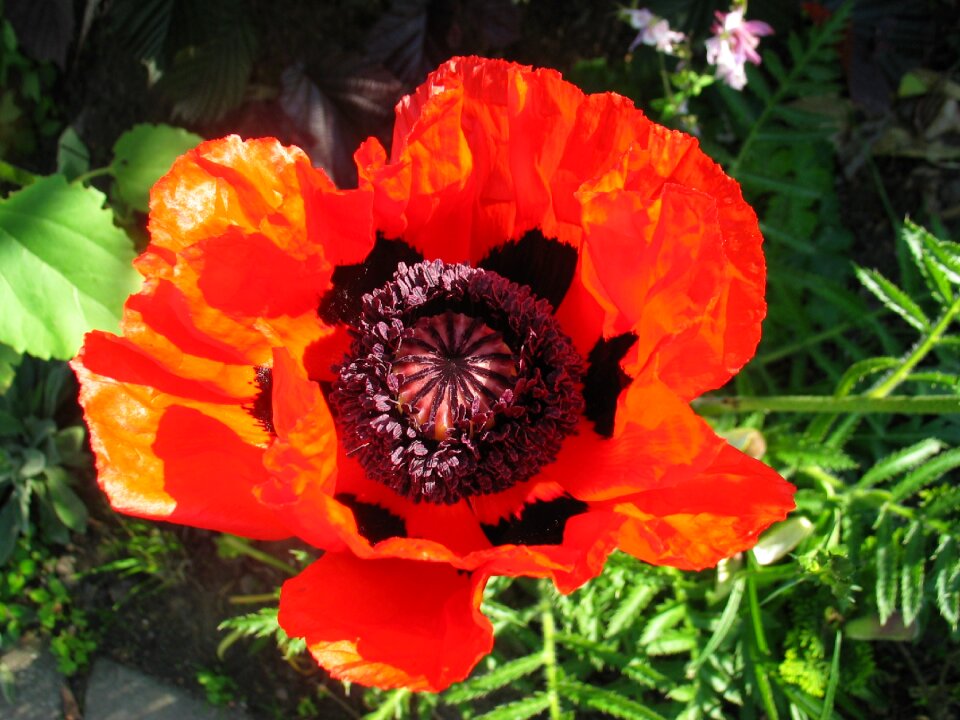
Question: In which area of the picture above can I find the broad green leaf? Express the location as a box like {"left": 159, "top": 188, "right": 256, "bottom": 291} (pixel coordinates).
{"left": 53, "top": 425, "right": 88, "bottom": 468}
{"left": 57, "top": 126, "right": 90, "bottom": 180}
{"left": 111, "top": 123, "right": 203, "bottom": 212}
{"left": 45, "top": 466, "right": 88, "bottom": 533}
{"left": 855, "top": 266, "right": 930, "bottom": 331}
{"left": 900, "top": 521, "right": 925, "bottom": 626}
{"left": 19, "top": 448, "right": 46, "bottom": 477}
{"left": 0, "top": 342, "right": 20, "bottom": 392}
{"left": 875, "top": 513, "right": 898, "bottom": 625}
{"left": 0, "top": 175, "right": 140, "bottom": 359}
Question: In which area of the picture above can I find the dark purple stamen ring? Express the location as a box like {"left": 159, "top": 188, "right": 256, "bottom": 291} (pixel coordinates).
{"left": 330, "top": 260, "right": 584, "bottom": 504}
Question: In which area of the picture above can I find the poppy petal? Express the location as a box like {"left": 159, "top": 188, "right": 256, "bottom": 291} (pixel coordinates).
{"left": 146, "top": 135, "right": 373, "bottom": 331}
{"left": 537, "top": 377, "right": 718, "bottom": 502}
{"left": 279, "top": 553, "right": 493, "bottom": 692}
{"left": 577, "top": 124, "right": 765, "bottom": 399}
{"left": 360, "top": 57, "right": 586, "bottom": 263}
{"left": 72, "top": 333, "right": 287, "bottom": 539}
{"left": 615, "top": 443, "right": 795, "bottom": 570}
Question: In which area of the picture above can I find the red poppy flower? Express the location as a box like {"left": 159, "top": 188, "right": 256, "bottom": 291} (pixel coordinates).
{"left": 72, "top": 57, "right": 795, "bottom": 692}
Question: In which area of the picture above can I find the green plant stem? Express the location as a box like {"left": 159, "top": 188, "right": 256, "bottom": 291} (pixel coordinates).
{"left": 71, "top": 166, "right": 114, "bottom": 185}
{"left": 746, "top": 555, "right": 780, "bottom": 720}
{"left": 693, "top": 394, "right": 959, "bottom": 415}
{"left": 541, "top": 604, "right": 563, "bottom": 720}
{"left": 0, "top": 159, "right": 39, "bottom": 187}
{"left": 217, "top": 535, "right": 297, "bottom": 576}
{"left": 729, "top": 6, "right": 844, "bottom": 175}
{"left": 228, "top": 592, "right": 279, "bottom": 605}
{"left": 867, "top": 297, "right": 960, "bottom": 398}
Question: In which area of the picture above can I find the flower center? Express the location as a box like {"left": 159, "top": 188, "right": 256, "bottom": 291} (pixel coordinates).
{"left": 331, "top": 259, "right": 584, "bottom": 504}
{"left": 393, "top": 312, "right": 517, "bottom": 440}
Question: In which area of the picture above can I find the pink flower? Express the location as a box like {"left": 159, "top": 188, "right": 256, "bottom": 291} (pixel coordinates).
{"left": 705, "top": 8, "right": 774, "bottom": 90}
{"left": 623, "top": 8, "right": 686, "bottom": 55}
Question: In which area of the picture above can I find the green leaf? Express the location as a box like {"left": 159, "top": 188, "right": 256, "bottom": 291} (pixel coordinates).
{"left": 736, "top": 171, "right": 821, "bottom": 199}
{"left": 19, "top": 448, "right": 46, "bottom": 477}
{"left": 111, "top": 124, "right": 203, "bottom": 212}
{"left": 54, "top": 426, "right": 88, "bottom": 468}
{"left": 875, "top": 513, "right": 898, "bottom": 625}
{"left": 900, "top": 521, "right": 925, "bottom": 626}
{"left": 56, "top": 126, "right": 90, "bottom": 181}
{"left": 606, "top": 580, "right": 658, "bottom": 638}
{"left": 554, "top": 633, "right": 669, "bottom": 688}
{"left": 689, "top": 577, "right": 744, "bottom": 672}
{"left": 0, "top": 175, "right": 141, "bottom": 359}
{"left": 364, "top": 689, "right": 410, "bottom": 720}
{"left": 0, "top": 342, "right": 20, "bottom": 392}
{"left": 473, "top": 693, "right": 552, "bottom": 720}
{"left": 891, "top": 448, "right": 960, "bottom": 501}
{"left": 855, "top": 266, "right": 931, "bottom": 331}
{"left": 856, "top": 438, "right": 945, "bottom": 489}
{"left": 640, "top": 604, "right": 686, "bottom": 646}
{"left": 443, "top": 653, "right": 543, "bottom": 703}
{"left": 45, "top": 466, "right": 88, "bottom": 533}
{"left": 819, "top": 631, "right": 842, "bottom": 720}
{"left": 0, "top": 409, "right": 22, "bottom": 437}
{"left": 933, "top": 537, "right": 960, "bottom": 629}
{"left": 0, "top": 498, "right": 22, "bottom": 565}
{"left": 558, "top": 679, "right": 668, "bottom": 720}
{"left": 902, "top": 219, "right": 954, "bottom": 304}
{"left": 834, "top": 356, "right": 900, "bottom": 397}
{"left": 646, "top": 629, "right": 698, "bottom": 656}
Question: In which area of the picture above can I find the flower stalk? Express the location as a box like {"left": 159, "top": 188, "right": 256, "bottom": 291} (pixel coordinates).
{"left": 540, "top": 600, "right": 563, "bottom": 720}
{"left": 693, "top": 394, "right": 960, "bottom": 415}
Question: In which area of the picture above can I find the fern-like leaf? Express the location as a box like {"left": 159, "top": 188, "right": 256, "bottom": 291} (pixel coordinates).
{"left": 443, "top": 653, "right": 543, "bottom": 704}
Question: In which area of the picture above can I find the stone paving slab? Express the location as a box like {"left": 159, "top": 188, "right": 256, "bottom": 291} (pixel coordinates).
{"left": 84, "top": 659, "right": 255, "bottom": 720}
{"left": 0, "top": 637, "right": 63, "bottom": 720}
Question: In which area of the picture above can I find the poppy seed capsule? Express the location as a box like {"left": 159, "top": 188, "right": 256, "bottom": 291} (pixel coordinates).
{"left": 392, "top": 312, "right": 517, "bottom": 441}
{"left": 330, "top": 259, "right": 584, "bottom": 504}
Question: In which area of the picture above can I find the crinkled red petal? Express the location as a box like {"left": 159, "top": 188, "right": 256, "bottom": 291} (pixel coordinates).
{"left": 537, "top": 377, "right": 717, "bottom": 502}
{"left": 577, "top": 113, "right": 765, "bottom": 398}
{"left": 278, "top": 553, "right": 493, "bottom": 692}
{"left": 72, "top": 333, "right": 287, "bottom": 539}
{"left": 615, "top": 443, "right": 795, "bottom": 570}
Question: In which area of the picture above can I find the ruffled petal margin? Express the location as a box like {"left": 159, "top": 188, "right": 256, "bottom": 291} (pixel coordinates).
{"left": 279, "top": 553, "right": 493, "bottom": 692}
{"left": 615, "top": 443, "right": 795, "bottom": 570}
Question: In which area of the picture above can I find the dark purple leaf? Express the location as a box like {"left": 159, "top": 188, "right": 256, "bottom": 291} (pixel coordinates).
{"left": 366, "top": 0, "right": 522, "bottom": 87}
{"left": 6, "top": 0, "right": 74, "bottom": 68}
{"left": 279, "top": 59, "right": 403, "bottom": 187}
